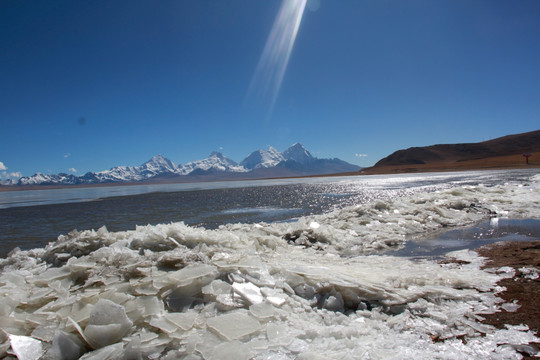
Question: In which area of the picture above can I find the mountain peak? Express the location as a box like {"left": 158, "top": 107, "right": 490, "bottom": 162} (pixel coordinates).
{"left": 240, "top": 147, "right": 285, "bottom": 170}
{"left": 142, "top": 154, "right": 177, "bottom": 174}
{"left": 283, "top": 143, "right": 314, "bottom": 164}
{"left": 145, "top": 154, "right": 171, "bottom": 164}
{"left": 209, "top": 151, "right": 225, "bottom": 159}
{"left": 179, "top": 151, "right": 243, "bottom": 175}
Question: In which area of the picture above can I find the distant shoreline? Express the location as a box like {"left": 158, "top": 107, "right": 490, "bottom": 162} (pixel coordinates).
{"left": 4, "top": 129, "right": 538, "bottom": 193}
{"left": 359, "top": 153, "right": 540, "bottom": 175}
{"left": 1, "top": 159, "right": 539, "bottom": 193}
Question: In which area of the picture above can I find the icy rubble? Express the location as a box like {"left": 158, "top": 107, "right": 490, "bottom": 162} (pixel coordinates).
{"left": 0, "top": 176, "right": 539, "bottom": 358}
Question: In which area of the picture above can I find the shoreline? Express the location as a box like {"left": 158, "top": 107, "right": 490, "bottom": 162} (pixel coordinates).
{"left": 476, "top": 241, "right": 540, "bottom": 359}
{"left": 1, "top": 162, "right": 539, "bottom": 193}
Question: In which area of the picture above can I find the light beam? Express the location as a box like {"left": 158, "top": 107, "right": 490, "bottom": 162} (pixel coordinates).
{"left": 246, "top": 0, "right": 307, "bottom": 116}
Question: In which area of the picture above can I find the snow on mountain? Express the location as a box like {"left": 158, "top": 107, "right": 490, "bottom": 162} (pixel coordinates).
{"left": 240, "top": 146, "right": 285, "bottom": 170}
{"left": 92, "top": 165, "right": 143, "bottom": 183}
{"left": 13, "top": 144, "right": 360, "bottom": 186}
{"left": 18, "top": 155, "right": 180, "bottom": 185}
{"left": 140, "top": 155, "right": 179, "bottom": 175}
{"left": 18, "top": 173, "right": 80, "bottom": 185}
{"left": 17, "top": 173, "right": 50, "bottom": 185}
{"left": 179, "top": 152, "right": 247, "bottom": 175}
{"left": 282, "top": 143, "right": 314, "bottom": 164}
{"left": 90, "top": 155, "right": 180, "bottom": 183}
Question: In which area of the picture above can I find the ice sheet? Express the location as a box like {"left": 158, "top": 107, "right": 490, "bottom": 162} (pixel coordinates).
{"left": 0, "top": 173, "right": 539, "bottom": 358}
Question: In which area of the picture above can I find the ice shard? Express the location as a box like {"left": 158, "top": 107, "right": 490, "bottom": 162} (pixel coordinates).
{"left": 83, "top": 299, "right": 133, "bottom": 349}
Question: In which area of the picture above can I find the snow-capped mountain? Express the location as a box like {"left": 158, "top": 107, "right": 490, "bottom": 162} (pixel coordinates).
{"left": 14, "top": 143, "right": 361, "bottom": 186}
{"left": 83, "top": 155, "right": 180, "bottom": 183}
{"left": 18, "top": 173, "right": 80, "bottom": 186}
{"left": 141, "top": 155, "right": 179, "bottom": 175}
{"left": 93, "top": 166, "right": 143, "bottom": 183}
{"left": 240, "top": 146, "right": 285, "bottom": 170}
{"left": 282, "top": 143, "right": 315, "bottom": 164}
{"left": 179, "top": 152, "right": 247, "bottom": 175}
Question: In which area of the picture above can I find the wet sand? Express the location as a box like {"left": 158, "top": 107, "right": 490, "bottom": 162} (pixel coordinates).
{"left": 477, "top": 241, "right": 540, "bottom": 359}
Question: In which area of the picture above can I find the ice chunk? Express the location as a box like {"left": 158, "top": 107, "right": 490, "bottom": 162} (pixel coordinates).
{"left": 266, "top": 296, "right": 287, "bottom": 307}
{"left": 0, "top": 295, "right": 19, "bottom": 317}
{"left": 202, "top": 280, "right": 232, "bottom": 299}
{"left": 260, "top": 287, "right": 287, "bottom": 307}
{"left": 135, "top": 296, "right": 164, "bottom": 318}
{"left": 207, "top": 311, "right": 261, "bottom": 340}
{"left": 294, "top": 284, "right": 316, "bottom": 299}
{"left": 8, "top": 335, "right": 43, "bottom": 360}
{"left": 208, "top": 340, "right": 253, "bottom": 360}
{"left": 84, "top": 324, "right": 123, "bottom": 347}
{"left": 249, "top": 302, "right": 277, "bottom": 320}
{"left": 31, "top": 323, "right": 58, "bottom": 343}
{"left": 266, "top": 322, "right": 291, "bottom": 344}
{"left": 215, "top": 293, "right": 246, "bottom": 311}
{"left": 123, "top": 336, "right": 142, "bottom": 360}
{"left": 163, "top": 312, "right": 198, "bottom": 331}
{"left": 149, "top": 317, "right": 177, "bottom": 334}
{"left": 69, "top": 302, "right": 93, "bottom": 324}
{"left": 149, "top": 311, "right": 197, "bottom": 336}
{"left": 164, "top": 294, "right": 199, "bottom": 312}
{"left": 202, "top": 280, "right": 245, "bottom": 310}
{"left": 519, "top": 267, "right": 539, "bottom": 280}
{"left": 31, "top": 267, "right": 71, "bottom": 285}
{"left": 232, "top": 282, "right": 264, "bottom": 305}
{"left": 166, "top": 264, "right": 219, "bottom": 298}
{"left": 78, "top": 342, "right": 124, "bottom": 360}
{"left": 167, "top": 264, "right": 218, "bottom": 285}
{"left": 322, "top": 294, "right": 344, "bottom": 312}
{"left": 501, "top": 301, "right": 521, "bottom": 312}
{"left": 42, "top": 331, "right": 84, "bottom": 360}
{"left": 287, "top": 338, "right": 309, "bottom": 354}
{"left": 83, "top": 299, "right": 133, "bottom": 349}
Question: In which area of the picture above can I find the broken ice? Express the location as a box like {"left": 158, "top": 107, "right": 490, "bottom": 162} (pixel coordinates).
{"left": 0, "top": 174, "right": 539, "bottom": 358}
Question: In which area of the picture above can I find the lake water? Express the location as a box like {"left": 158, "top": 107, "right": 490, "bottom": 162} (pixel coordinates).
{"left": 0, "top": 169, "right": 538, "bottom": 257}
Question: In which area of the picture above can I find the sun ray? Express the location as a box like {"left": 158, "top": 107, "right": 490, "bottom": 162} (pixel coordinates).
{"left": 246, "top": 0, "right": 307, "bottom": 116}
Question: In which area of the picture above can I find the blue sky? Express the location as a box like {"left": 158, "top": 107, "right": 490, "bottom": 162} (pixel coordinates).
{"left": 1, "top": 0, "right": 539, "bottom": 178}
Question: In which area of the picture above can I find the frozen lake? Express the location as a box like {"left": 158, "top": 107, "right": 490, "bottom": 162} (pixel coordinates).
{"left": 0, "top": 169, "right": 539, "bottom": 358}
{"left": 0, "top": 169, "right": 538, "bottom": 256}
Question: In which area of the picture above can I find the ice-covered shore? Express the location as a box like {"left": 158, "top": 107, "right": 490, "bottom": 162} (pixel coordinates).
{"left": 0, "top": 175, "right": 539, "bottom": 359}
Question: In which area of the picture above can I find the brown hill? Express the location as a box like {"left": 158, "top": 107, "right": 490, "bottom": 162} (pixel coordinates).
{"left": 363, "top": 129, "right": 540, "bottom": 174}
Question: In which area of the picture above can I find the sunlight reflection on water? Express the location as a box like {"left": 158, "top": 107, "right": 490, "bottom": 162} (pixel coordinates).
{"left": 0, "top": 169, "right": 537, "bottom": 256}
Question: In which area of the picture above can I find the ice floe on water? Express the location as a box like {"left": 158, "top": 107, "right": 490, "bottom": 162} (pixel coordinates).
{"left": 0, "top": 174, "right": 540, "bottom": 359}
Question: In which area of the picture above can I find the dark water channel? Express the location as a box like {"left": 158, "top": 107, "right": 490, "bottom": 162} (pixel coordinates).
{"left": 390, "top": 218, "right": 540, "bottom": 258}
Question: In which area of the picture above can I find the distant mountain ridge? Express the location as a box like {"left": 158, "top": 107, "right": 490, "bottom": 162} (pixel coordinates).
{"left": 370, "top": 129, "right": 540, "bottom": 170}
{"left": 12, "top": 143, "right": 360, "bottom": 186}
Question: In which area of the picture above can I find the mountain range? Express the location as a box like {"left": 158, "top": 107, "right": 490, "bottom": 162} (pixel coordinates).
{"left": 12, "top": 143, "right": 361, "bottom": 186}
